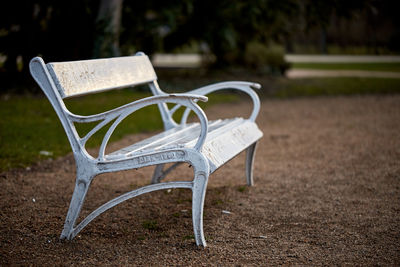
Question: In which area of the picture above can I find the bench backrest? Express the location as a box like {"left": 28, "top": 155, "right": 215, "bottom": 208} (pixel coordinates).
{"left": 46, "top": 53, "right": 157, "bottom": 98}
{"left": 30, "top": 53, "right": 176, "bottom": 156}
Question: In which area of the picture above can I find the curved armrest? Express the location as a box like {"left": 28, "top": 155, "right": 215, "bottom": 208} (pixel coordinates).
{"left": 185, "top": 81, "right": 261, "bottom": 122}
{"left": 66, "top": 94, "right": 208, "bottom": 160}
{"left": 67, "top": 94, "right": 207, "bottom": 123}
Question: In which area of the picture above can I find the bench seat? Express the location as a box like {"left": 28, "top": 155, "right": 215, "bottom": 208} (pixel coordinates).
{"left": 108, "top": 118, "right": 263, "bottom": 173}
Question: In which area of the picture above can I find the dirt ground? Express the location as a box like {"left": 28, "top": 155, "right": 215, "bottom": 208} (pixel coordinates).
{"left": 1, "top": 95, "right": 399, "bottom": 266}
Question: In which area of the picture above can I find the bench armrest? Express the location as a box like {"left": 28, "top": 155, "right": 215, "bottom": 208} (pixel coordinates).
{"left": 66, "top": 94, "right": 209, "bottom": 160}
{"left": 185, "top": 81, "right": 261, "bottom": 122}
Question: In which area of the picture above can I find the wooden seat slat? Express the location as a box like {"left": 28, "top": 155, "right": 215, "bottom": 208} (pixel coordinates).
{"left": 47, "top": 55, "right": 157, "bottom": 98}
{"left": 108, "top": 118, "right": 262, "bottom": 172}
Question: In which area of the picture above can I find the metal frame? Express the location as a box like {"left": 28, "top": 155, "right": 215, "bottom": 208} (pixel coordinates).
{"left": 29, "top": 53, "right": 262, "bottom": 247}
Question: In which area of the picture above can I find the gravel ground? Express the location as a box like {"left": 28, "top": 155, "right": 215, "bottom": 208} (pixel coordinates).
{"left": 1, "top": 95, "right": 399, "bottom": 266}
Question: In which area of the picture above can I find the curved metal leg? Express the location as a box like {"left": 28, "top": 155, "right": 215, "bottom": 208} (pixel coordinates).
{"left": 151, "top": 164, "right": 164, "bottom": 184}
{"left": 151, "top": 163, "right": 182, "bottom": 184}
{"left": 192, "top": 171, "right": 209, "bottom": 247}
{"left": 245, "top": 142, "right": 258, "bottom": 186}
{"left": 60, "top": 178, "right": 92, "bottom": 240}
{"left": 71, "top": 181, "right": 193, "bottom": 239}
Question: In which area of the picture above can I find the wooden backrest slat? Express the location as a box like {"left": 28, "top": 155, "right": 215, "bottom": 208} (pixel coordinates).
{"left": 46, "top": 55, "right": 157, "bottom": 98}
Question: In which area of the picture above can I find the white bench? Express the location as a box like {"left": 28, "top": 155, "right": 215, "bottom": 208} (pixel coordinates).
{"left": 29, "top": 52, "right": 263, "bottom": 246}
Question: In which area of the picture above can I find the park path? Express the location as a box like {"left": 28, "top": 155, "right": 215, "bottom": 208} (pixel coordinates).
{"left": 284, "top": 54, "right": 400, "bottom": 63}
{"left": 152, "top": 53, "right": 400, "bottom": 78}
{"left": 152, "top": 54, "right": 400, "bottom": 67}
{"left": 285, "top": 54, "right": 400, "bottom": 78}
{"left": 286, "top": 69, "right": 400, "bottom": 78}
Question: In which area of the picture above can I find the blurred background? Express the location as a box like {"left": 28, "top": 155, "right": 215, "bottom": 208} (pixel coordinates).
{"left": 1, "top": 0, "right": 400, "bottom": 171}
{"left": 1, "top": 0, "right": 400, "bottom": 89}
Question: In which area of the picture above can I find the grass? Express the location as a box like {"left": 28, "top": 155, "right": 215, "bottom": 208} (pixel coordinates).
{"left": 237, "top": 186, "right": 247, "bottom": 193}
{"left": 292, "top": 62, "right": 400, "bottom": 72}
{"left": 182, "top": 235, "right": 194, "bottom": 240}
{"left": 142, "top": 220, "right": 159, "bottom": 230}
{"left": 291, "top": 44, "right": 396, "bottom": 55}
{"left": 213, "top": 199, "right": 224, "bottom": 205}
{"left": 271, "top": 77, "right": 400, "bottom": 98}
{"left": 0, "top": 88, "right": 238, "bottom": 172}
{"left": 2, "top": 73, "right": 400, "bottom": 172}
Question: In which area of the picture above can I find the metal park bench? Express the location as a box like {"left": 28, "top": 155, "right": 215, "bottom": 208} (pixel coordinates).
{"left": 29, "top": 52, "right": 263, "bottom": 246}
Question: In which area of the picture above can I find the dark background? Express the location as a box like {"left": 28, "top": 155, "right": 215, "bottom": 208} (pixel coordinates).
{"left": 1, "top": 0, "right": 399, "bottom": 89}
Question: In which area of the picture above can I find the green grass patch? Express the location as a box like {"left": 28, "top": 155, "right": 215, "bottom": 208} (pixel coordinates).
{"left": 142, "top": 220, "right": 159, "bottom": 230}
{"left": 183, "top": 234, "right": 194, "bottom": 240}
{"left": 272, "top": 77, "right": 400, "bottom": 98}
{"left": 213, "top": 199, "right": 224, "bottom": 205}
{"left": 2, "top": 74, "right": 399, "bottom": 172}
{"left": 292, "top": 62, "right": 400, "bottom": 72}
{"left": 291, "top": 45, "right": 396, "bottom": 55}
{"left": 237, "top": 186, "right": 247, "bottom": 193}
{"left": 0, "top": 88, "right": 238, "bottom": 172}
{"left": 172, "top": 212, "right": 181, "bottom": 218}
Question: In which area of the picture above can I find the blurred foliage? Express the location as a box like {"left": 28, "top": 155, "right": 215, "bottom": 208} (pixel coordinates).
{"left": 0, "top": 0, "right": 98, "bottom": 87}
{"left": 160, "top": 0, "right": 300, "bottom": 67}
{"left": 1, "top": 0, "right": 399, "bottom": 89}
{"left": 244, "top": 42, "right": 290, "bottom": 74}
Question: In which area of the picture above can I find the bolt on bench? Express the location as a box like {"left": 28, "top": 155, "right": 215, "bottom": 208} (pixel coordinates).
{"left": 29, "top": 52, "right": 263, "bottom": 246}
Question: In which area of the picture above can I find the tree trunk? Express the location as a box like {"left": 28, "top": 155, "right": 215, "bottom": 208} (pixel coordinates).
{"left": 93, "top": 0, "right": 123, "bottom": 58}
{"left": 319, "top": 26, "right": 327, "bottom": 54}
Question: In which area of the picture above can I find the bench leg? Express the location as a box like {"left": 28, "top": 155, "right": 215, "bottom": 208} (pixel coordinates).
{"left": 192, "top": 171, "right": 209, "bottom": 247}
{"left": 152, "top": 163, "right": 183, "bottom": 184}
{"left": 60, "top": 178, "right": 92, "bottom": 240}
{"left": 151, "top": 164, "right": 164, "bottom": 184}
{"left": 245, "top": 142, "right": 258, "bottom": 186}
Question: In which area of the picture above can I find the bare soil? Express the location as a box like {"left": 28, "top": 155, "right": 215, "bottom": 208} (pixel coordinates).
{"left": 1, "top": 95, "right": 399, "bottom": 266}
